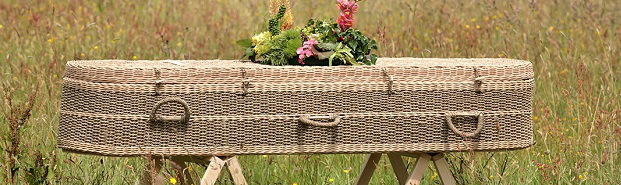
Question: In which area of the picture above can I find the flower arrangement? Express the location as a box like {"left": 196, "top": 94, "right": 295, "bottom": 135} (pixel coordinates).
{"left": 237, "top": 0, "right": 378, "bottom": 66}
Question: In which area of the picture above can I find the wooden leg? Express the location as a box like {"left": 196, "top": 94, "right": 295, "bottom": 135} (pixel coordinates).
{"left": 404, "top": 153, "right": 431, "bottom": 185}
{"left": 200, "top": 156, "right": 226, "bottom": 185}
{"left": 354, "top": 153, "right": 382, "bottom": 185}
{"left": 225, "top": 157, "right": 248, "bottom": 185}
{"left": 387, "top": 154, "right": 408, "bottom": 185}
{"left": 431, "top": 154, "right": 456, "bottom": 185}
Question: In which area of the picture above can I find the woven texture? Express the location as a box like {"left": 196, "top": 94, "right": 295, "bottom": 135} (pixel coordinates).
{"left": 58, "top": 58, "right": 534, "bottom": 156}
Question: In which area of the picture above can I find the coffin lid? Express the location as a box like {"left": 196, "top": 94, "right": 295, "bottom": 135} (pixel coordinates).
{"left": 64, "top": 58, "right": 533, "bottom": 84}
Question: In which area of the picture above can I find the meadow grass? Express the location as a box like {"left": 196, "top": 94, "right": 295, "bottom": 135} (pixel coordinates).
{"left": 1, "top": 0, "right": 620, "bottom": 184}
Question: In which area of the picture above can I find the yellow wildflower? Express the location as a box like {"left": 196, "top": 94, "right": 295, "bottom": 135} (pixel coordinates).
{"left": 53, "top": 74, "right": 58, "bottom": 78}
{"left": 548, "top": 26, "right": 554, "bottom": 31}
{"left": 476, "top": 25, "right": 481, "bottom": 29}
{"left": 48, "top": 38, "right": 54, "bottom": 43}
{"left": 343, "top": 169, "right": 349, "bottom": 173}
{"left": 579, "top": 175, "right": 583, "bottom": 179}
{"left": 263, "top": 155, "right": 268, "bottom": 158}
{"left": 177, "top": 42, "right": 182, "bottom": 47}
{"left": 471, "top": 18, "right": 476, "bottom": 22}
{"left": 293, "top": 183, "right": 298, "bottom": 185}
{"left": 329, "top": 178, "right": 334, "bottom": 182}
{"left": 489, "top": 175, "right": 493, "bottom": 179}
{"left": 133, "top": 56, "right": 137, "bottom": 60}
{"left": 465, "top": 25, "right": 470, "bottom": 29}
{"left": 188, "top": 166, "right": 193, "bottom": 171}
{"left": 94, "top": 46, "right": 99, "bottom": 50}
{"left": 0, "top": 24, "right": 3, "bottom": 29}
{"left": 560, "top": 69, "right": 568, "bottom": 75}
{"left": 169, "top": 177, "right": 177, "bottom": 184}
{"left": 177, "top": 32, "right": 182, "bottom": 36}
{"left": 495, "top": 26, "right": 499, "bottom": 31}
{"left": 81, "top": 53, "right": 85, "bottom": 57}
{"left": 485, "top": 16, "right": 489, "bottom": 21}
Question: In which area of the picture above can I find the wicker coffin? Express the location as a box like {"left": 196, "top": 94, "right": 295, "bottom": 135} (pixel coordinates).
{"left": 58, "top": 58, "right": 534, "bottom": 156}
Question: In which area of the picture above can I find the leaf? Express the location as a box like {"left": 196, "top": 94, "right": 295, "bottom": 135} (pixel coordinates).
{"left": 236, "top": 39, "right": 253, "bottom": 48}
{"left": 316, "top": 51, "right": 335, "bottom": 60}
{"left": 244, "top": 48, "right": 255, "bottom": 57}
{"left": 369, "top": 54, "right": 378, "bottom": 65}
{"left": 317, "top": 42, "right": 337, "bottom": 51}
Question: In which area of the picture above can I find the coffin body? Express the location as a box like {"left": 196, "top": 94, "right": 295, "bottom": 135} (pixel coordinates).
{"left": 58, "top": 58, "right": 534, "bottom": 156}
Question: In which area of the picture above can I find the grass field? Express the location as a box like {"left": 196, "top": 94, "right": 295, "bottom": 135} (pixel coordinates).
{"left": 1, "top": 0, "right": 620, "bottom": 184}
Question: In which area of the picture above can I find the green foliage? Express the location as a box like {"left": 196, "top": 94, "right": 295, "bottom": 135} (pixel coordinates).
{"left": 268, "top": 5, "right": 287, "bottom": 35}
{"left": 302, "top": 19, "right": 339, "bottom": 43}
{"left": 235, "top": 39, "right": 253, "bottom": 48}
{"left": 338, "top": 29, "right": 378, "bottom": 65}
{"left": 264, "top": 30, "right": 302, "bottom": 65}
{"left": 316, "top": 42, "right": 337, "bottom": 51}
{"left": 329, "top": 43, "right": 356, "bottom": 66}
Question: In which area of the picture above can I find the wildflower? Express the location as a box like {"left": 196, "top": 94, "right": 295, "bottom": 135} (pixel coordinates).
{"left": 81, "top": 53, "right": 85, "bottom": 57}
{"left": 48, "top": 38, "right": 54, "bottom": 43}
{"left": 579, "top": 175, "right": 583, "bottom": 180}
{"left": 471, "top": 18, "right": 476, "bottom": 22}
{"left": 53, "top": 74, "right": 58, "bottom": 78}
{"left": 0, "top": 24, "right": 3, "bottom": 29}
{"left": 476, "top": 25, "right": 481, "bottom": 29}
{"left": 94, "top": 46, "right": 99, "bottom": 50}
{"left": 177, "top": 42, "right": 182, "bottom": 47}
{"left": 329, "top": 178, "right": 334, "bottom": 182}
{"left": 548, "top": 26, "right": 554, "bottom": 31}
{"left": 485, "top": 16, "right": 490, "bottom": 21}
{"left": 188, "top": 166, "right": 193, "bottom": 171}
{"left": 336, "top": 0, "right": 359, "bottom": 31}
{"left": 560, "top": 69, "right": 568, "bottom": 75}
{"left": 263, "top": 155, "right": 268, "bottom": 158}
{"left": 343, "top": 169, "right": 349, "bottom": 173}
{"left": 169, "top": 177, "right": 177, "bottom": 184}
{"left": 133, "top": 56, "right": 137, "bottom": 60}
{"left": 177, "top": 32, "right": 182, "bottom": 36}
{"left": 489, "top": 175, "right": 493, "bottom": 179}
{"left": 293, "top": 183, "right": 298, "bottom": 185}
{"left": 465, "top": 25, "right": 470, "bottom": 29}
{"left": 296, "top": 38, "right": 318, "bottom": 64}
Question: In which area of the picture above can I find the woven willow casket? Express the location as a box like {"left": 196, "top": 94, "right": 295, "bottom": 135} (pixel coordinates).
{"left": 58, "top": 58, "right": 534, "bottom": 156}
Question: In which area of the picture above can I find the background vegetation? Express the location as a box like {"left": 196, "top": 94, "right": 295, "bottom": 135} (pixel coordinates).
{"left": 1, "top": 0, "right": 620, "bottom": 184}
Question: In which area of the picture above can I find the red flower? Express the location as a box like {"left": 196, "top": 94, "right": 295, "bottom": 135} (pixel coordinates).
{"left": 336, "top": 0, "right": 358, "bottom": 31}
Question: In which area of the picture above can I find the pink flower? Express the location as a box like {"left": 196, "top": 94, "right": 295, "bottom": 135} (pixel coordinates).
{"left": 296, "top": 38, "right": 318, "bottom": 64}
{"left": 336, "top": 0, "right": 358, "bottom": 31}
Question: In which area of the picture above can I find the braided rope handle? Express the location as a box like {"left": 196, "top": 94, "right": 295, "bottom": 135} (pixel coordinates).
{"left": 149, "top": 97, "right": 191, "bottom": 124}
{"left": 445, "top": 111, "right": 484, "bottom": 138}
{"left": 299, "top": 113, "right": 341, "bottom": 127}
